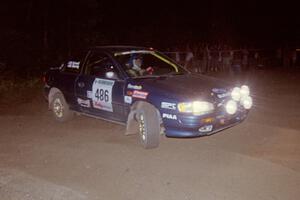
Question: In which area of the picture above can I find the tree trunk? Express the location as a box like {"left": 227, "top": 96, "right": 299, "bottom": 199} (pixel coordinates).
{"left": 43, "top": 0, "right": 49, "bottom": 61}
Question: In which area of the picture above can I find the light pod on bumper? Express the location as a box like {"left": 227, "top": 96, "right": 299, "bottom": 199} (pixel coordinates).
{"left": 241, "top": 96, "right": 253, "bottom": 109}
{"left": 231, "top": 87, "right": 241, "bottom": 101}
{"left": 240, "top": 85, "right": 250, "bottom": 97}
{"left": 225, "top": 100, "right": 237, "bottom": 114}
{"left": 239, "top": 85, "right": 252, "bottom": 109}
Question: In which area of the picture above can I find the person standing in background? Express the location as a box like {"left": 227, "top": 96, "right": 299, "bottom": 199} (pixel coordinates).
{"left": 203, "top": 44, "right": 209, "bottom": 73}
{"left": 210, "top": 45, "right": 219, "bottom": 72}
{"left": 222, "top": 46, "right": 231, "bottom": 73}
{"left": 283, "top": 44, "right": 289, "bottom": 68}
{"left": 218, "top": 47, "right": 223, "bottom": 72}
{"left": 174, "top": 47, "right": 180, "bottom": 63}
{"left": 291, "top": 50, "right": 297, "bottom": 67}
{"left": 229, "top": 49, "right": 234, "bottom": 74}
{"left": 242, "top": 48, "right": 249, "bottom": 71}
{"left": 184, "top": 45, "right": 194, "bottom": 71}
{"left": 254, "top": 51, "right": 259, "bottom": 68}
{"left": 276, "top": 47, "right": 283, "bottom": 67}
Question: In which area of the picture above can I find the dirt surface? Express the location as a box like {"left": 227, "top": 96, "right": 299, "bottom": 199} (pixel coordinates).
{"left": 1, "top": 69, "right": 300, "bottom": 200}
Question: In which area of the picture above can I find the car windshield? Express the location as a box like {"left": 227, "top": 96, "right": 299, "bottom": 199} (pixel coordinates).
{"left": 114, "top": 50, "right": 188, "bottom": 78}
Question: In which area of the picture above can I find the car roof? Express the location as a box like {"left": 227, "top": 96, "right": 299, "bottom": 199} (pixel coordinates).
{"left": 91, "top": 45, "right": 154, "bottom": 53}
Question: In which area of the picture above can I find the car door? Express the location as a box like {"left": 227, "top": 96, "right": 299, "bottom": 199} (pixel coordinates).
{"left": 75, "top": 50, "right": 127, "bottom": 123}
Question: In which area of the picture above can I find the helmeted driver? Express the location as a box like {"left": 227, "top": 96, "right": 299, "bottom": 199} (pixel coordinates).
{"left": 127, "top": 54, "right": 146, "bottom": 77}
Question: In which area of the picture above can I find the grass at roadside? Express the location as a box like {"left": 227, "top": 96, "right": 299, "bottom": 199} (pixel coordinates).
{"left": 0, "top": 76, "right": 43, "bottom": 105}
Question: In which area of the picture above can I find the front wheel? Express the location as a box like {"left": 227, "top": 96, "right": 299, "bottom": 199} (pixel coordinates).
{"left": 137, "top": 104, "right": 160, "bottom": 149}
{"left": 51, "top": 92, "right": 74, "bottom": 122}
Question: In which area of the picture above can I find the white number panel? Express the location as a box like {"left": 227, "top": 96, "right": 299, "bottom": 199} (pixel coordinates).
{"left": 92, "top": 78, "right": 115, "bottom": 112}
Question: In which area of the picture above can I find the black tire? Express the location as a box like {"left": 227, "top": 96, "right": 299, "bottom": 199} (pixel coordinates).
{"left": 51, "top": 92, "right": 73, "bottom": 122}
{"left": 137, "top": 103, "right": 160, "bottom": 149}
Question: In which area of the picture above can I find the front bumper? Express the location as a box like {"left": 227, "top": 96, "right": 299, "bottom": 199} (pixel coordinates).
{"left": 163, "top": 108, "right": 249, "bottom": 137}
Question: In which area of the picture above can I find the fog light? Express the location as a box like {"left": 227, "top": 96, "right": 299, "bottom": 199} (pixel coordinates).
{"left": 226, "top": 100, "right": 237, "bottom": 114}
{"left": 201, "top": 117, "right": 214, "bottom": 123}
{"left": 241, "top": 96, "right": 253, "bottom": 109}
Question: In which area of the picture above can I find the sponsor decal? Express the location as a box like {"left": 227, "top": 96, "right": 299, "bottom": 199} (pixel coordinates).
{"left": 217, "top": 102, "right": 223, "bottom": 107}
{"left": 161, "top": 102, "right": 177, "bottom": 110}
{"left": 87, "top": 90, "right": 93, "bottom": 99}
{"left": 132, "top": 90, "right": 148, "bottom": 99}
{"left": 126, "top": 90, "right": 133, "bottom": 96}
{"left": 162, "top": 113, "right": 177, "bottom": 120}
{"left": 216, "top": 115, "right": 225, "bottom": 119}
{"left": 220, "top": 119, "right": 226, "bottom": 125}
{"left": 212, "top": 88, "right": 227, "bottom": 94}
{"left": 124, "top": 95, "right": 132, "bottom": 104}
{"left": 127, "top": 83, "right": 142, "bottom": 90}
{"left": 67, "top": 61, "right": 80, "bottom": 69}
{"left": 199, "top": 125, "right": 213, "bottom": 133}
{"left": 217, "top": 92, "right": 230, "bottom": 98}
{"left": 93, "top": 101, "right": 112, "bottom": 111}
{"left": 77, "top": 98, "right": 91, "bottom": 108}
{"left": 92, "top": 78, "right": 115, "bottom": 112}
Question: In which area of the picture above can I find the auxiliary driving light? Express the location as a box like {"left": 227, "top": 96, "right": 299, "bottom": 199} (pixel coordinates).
{"left": 240, "top": 85, "right": 250, "bottom": 97}
{"left": 226, "top": 100, "right": 237, "bottom": 115}
{"left": 241, "top": 96, "right": 253, "bottom": 109}
{"left": 231, "top": 87, "right": 241, "bottom": 101}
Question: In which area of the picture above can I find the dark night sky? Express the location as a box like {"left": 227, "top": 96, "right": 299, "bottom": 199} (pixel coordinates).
{"left": 0, "top": 0, "right": 299, "bottom": 67}
{"left": 1, "top": 1, "right": 299, "bottom": 43}
{"left": 97, "top": 0, "right": 299, "bottom": 44}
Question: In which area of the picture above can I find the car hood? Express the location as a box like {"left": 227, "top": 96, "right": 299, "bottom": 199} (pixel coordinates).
{"left": 130, "top": 74, "right": 232, "bottom": 101}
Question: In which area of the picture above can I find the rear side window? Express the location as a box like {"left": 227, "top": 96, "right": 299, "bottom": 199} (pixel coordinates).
{"left": 61, "top": 50, "right": 86, "bottom": 73}
{"left": 84, "top": 51, "right": 122, "bottom": 79}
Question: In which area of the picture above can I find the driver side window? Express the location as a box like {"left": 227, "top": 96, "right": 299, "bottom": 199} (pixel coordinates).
{"left": 85, "top": 52, "right": 120, "bottom": 79}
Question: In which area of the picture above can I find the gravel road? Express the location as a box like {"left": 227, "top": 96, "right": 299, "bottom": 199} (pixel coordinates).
{"left": 1, "top": 69, "right": 299, "bottom": 200}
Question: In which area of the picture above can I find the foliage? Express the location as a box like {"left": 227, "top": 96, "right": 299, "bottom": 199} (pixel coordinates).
{"left": 0, "top": 69, "right": 41, "bottom": 93}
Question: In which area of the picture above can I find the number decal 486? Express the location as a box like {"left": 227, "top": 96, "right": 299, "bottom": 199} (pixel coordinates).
{"left": 95, "top": 89, "right": 109, "bottom": 102}
{"left": 92, "top": 78, "right": 115, "bottom": 112}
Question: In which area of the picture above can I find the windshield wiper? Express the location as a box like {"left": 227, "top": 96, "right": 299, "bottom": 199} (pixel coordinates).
{"left": 132, "top": 72, "right": 185, "bottom": 80}
{"left": 132, "top": 75, "right": 161, "bottom": 79}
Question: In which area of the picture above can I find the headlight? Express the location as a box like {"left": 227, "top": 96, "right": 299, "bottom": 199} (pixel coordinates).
{"left": 231, "top": 85, "right": 251, "bottom": 101}
{"left": 240, "top": 85, "right": 250, "bottom": 97}
{"left": 178, "top": 101, "right": 214, "bottom": 115}
{"left": 241, "top": 96, "right": 253, "bottom": 109}
{"left": 231, "top": 87, "right": 241, "bottom": 101}
{"left": 225, "top": 100, "right": 237, "bottom": 114}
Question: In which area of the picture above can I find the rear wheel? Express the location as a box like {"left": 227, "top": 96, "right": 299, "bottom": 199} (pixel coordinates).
{"left": 51, "top": 92, "right": 73, "bottom": 122}
{"left": 137, "top": 104, "right": 160, "bottom": 149}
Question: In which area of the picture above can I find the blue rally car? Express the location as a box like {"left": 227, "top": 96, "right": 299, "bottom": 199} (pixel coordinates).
{"left": 43, "top": 46, "right": 253, "bottom": 149}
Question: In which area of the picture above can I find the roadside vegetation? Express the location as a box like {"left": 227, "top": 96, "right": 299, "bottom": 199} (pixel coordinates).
{"left": 0, "top": 67, "right": 42, "bottom": 104}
